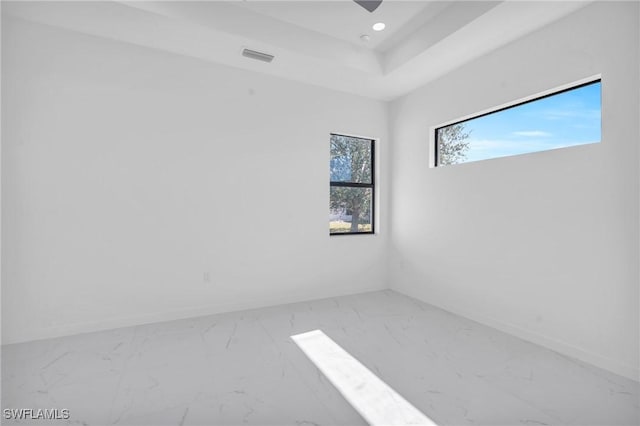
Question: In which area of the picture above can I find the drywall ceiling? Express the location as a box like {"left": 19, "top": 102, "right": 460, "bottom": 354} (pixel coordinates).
{"left": 233, "top": 0, "right": 437, "bottom": 51}
{"left": 3, "top": 1, "right": 593, "bottom": 100}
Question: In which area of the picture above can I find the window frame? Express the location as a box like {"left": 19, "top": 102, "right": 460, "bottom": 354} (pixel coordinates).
{"left": 433, "top": 76, "right": 602, "bottom": 167}
{"left": 329, "top": 133, "right": 375, "bottom": 236}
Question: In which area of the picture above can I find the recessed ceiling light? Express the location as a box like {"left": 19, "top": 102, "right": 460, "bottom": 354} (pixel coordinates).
{"left": 360, "top": 34, "right": 371, "bottom": 42}
{"left": 372, "top": 22, "right": 386, "bottom": 31}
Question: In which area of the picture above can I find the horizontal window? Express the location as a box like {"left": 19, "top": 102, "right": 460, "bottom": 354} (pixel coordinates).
{"left": 330, "top": 134, "right": 374, "bottom": 235}
{"left": 435, "top": 79, "right": 601, "bottom": 166}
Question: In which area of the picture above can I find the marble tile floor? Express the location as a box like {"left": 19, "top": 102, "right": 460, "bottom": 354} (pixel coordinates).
{"left": 2, "top": 290, "right": 638, "bottom": 426}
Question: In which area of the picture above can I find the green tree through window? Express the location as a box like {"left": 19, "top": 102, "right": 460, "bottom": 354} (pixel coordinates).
{"left": 330, "top": 134, "right": 374, "bottom": 234}
{"left": 436, "top": 123, "right": 470, "bottom": 165}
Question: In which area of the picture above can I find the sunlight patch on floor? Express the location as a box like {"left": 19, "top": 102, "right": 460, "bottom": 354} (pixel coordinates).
{"left": 291, "top": 329, "right": 437, "bottom": 426}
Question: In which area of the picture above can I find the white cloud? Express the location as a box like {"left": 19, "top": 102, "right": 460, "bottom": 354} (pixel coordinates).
{"left": 464, "top": 137, "right": 597, "bottom": 163}
{"left": 538, "top": 108, "right": 600, "bottom": 121}
{"left": 513, "top": 130, "right": 552, "bottom": 137}
{"left": 469, "top": 139, "right": 542, "bottom": 151}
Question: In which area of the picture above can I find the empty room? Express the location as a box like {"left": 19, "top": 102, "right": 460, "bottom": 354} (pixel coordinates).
{"left": 1, "top": 1, "right": 638, "bottom": 425}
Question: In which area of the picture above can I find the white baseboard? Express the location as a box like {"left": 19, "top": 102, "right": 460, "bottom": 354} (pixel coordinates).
{"left": 390, "top": 288, "right": 640, "bottom": 383}
{"left": 2, "top": 284, "right": 386, "bottom": 346}
{"left": 6, "top": 284, "right": 637, "bottom": 384}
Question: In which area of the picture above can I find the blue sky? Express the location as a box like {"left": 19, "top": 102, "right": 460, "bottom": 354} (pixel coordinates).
{"left": 454, "top": 81, "right": 601, "bottom": 163}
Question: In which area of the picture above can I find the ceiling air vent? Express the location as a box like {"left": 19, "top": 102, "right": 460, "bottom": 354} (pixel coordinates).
{"left": 242, "top": 48, "right": 274, "bottom": 63}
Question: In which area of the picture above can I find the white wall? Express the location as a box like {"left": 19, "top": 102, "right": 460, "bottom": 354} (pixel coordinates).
{"left": 389, "top": 1, "right": 639, "bottom": 380}
{"left": 3, "top": 1, "right": 638, "bottom": 382}
{"left": 1, "top": 17, "right": 389, "bottom": 344}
